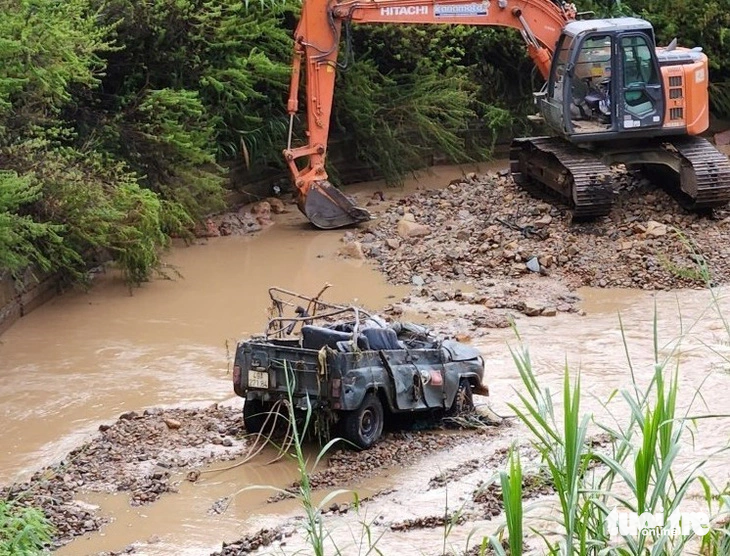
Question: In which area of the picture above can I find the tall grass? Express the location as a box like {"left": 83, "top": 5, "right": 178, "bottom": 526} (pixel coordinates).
{"left": 492, "top": 309, "right": 729, "bottom": 555}
{"left": 490, "top": 446, "right": 524, "bottom": 556}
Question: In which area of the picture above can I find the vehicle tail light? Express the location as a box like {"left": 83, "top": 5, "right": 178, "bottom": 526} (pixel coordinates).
{"left": 233, "top": 365, "right": 241, "bottom": 384}
{"left": 331, "top": 378, "right": 341, "bottom": 398}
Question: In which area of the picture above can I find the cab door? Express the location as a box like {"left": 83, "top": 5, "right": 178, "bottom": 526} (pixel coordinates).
{"left": 618, "top": 33, "right": 665, "bottom": 130}
{"left": 543, "top": 32, "right": 616, "bottom": 136}
{"left": 541, "top": 32, "right": 574, "bottom": 135}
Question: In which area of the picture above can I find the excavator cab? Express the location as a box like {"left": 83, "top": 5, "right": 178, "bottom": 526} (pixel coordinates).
{"left": 540, "top": 17, "right": 665, "bottom": 141}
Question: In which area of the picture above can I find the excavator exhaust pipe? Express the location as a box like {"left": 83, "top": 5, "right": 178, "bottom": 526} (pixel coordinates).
{"left": 297, "top": 180, "right": 372, "bottom": 229}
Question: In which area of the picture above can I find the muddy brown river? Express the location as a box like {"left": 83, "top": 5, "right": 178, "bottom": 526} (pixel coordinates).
{"left": 1, "top": 164, "right": 729, "bottom": 555}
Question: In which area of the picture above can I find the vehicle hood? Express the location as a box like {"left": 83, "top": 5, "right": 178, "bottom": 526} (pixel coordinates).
{"left": 441, "top": 340, "right": 481, "bottom": 361}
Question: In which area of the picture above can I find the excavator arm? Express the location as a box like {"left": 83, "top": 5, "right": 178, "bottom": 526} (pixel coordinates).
{"left": 284, "top": 0, "right": 576, "bottom": 228}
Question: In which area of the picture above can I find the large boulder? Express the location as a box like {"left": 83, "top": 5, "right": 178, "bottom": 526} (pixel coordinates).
{"left": 397, "top": 214, "right": 431, "bottom": 239}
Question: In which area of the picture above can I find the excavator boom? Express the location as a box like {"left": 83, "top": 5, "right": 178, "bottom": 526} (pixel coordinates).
{"left": 284, "top": 0, "right": 577, "bottom": 228}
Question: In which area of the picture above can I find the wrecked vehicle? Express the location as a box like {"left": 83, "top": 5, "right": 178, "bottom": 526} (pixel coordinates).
{"left": 232, "top": 286, "right": 489, "bottom": 449}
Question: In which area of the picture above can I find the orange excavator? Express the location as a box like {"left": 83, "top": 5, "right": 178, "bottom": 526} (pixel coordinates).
{"left": 284, "top": 0, "right": 730, "bottom": 228}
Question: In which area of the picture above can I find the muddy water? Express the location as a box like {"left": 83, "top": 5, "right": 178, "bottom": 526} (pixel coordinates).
{"left": 481, "top": 286, "right": 730, "bottom": 478}
{"left": 58, "top": 447, "right": 380, "bottom": 556}
{"left": 2, "top": 162, "right": 730, "bottom": 554}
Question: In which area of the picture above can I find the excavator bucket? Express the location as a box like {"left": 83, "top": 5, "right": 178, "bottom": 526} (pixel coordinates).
{"left": 298, "top": 180, "right": 372, "bottom": 229}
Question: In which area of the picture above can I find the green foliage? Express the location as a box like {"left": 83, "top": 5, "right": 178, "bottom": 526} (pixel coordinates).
{"left": 338, "top": 24, "right": 527, "bottom": 177}
{"left": 114, "top": 87, "right": 226, "bottom": 217}
{"left": 0, "top": 0, "right": 112, "bottom": 124}
{"left": 0, "top": 500, "right": 53, "bottom": 556}
{"left": 96, "top": 0, "right": 294, "bottom": 169}
{"left": 710, "top": 82, "right": 730, "bottom": 120}
{"left": 0, "top": 170, "right": 76, "bottom": 278}
{"left": 335, "top": 62, "right": 484, "bottom": 184}
{"left": 495, "top": 312, "right": 729, "bottom": 555}
{"left": 0, "top": 0, "right": 219, "bottom": 285}
{"left": 2, "top": 0, "right": 729, "bottom": 285}
{"left": 3, "top": 135, "right": 190, "bottom": 285}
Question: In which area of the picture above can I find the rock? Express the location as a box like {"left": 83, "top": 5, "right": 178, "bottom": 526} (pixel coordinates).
{"left": 397, "top": 217, "right": 431, "bottom": 239}
{"left": 240, "top": 212, "right": 263, "bottom": 233}
{"left": 523, "top": 300, "right": 544, "bottom": 317}
{"left": 164, "top": 418, "right": 182, "bottom": 430}
{"left": 538, "top": 254, "right": 555, "bottom": 268}
{"left": 119, "top": 411, "right": 139, "bottom": 421}
{"left": 251, "top": 201, "right": 271, "bottom": 217}
{"left": 385, "top": 238, "right": 401, "bottom": 250}
{"left": 542, "top": 307, "right": 557, "bottom": 317}
{"left": 251, "top": 201, "right": 273, "bottom": 226}
{"left": 265, "top": 197, "right": 286, "bottom": 214}
{"left": 193, "top": 218, "right": 221, "bottom": 238}
{"left": 455, "top": 333, "right": 471, "bottom": 343}
{"left": 411, "top": 275, "right": 425, "bottom": 287}
{"left": 645, "top": 220, "right": 668, "bottom": 237}
{"left": 715, "top": 129, "right": 730, "bottom": 146}
{"left": 525, "top": 257, "right": 540, "bottom": 273}
{"left": 534, "top": 214, "right": 553, "bottom": 228}
{"left": 340, "top": 241, "right": 365, "bottom": 259}
{"left": 432, "top": 290, "right": 449, "bottom": 302}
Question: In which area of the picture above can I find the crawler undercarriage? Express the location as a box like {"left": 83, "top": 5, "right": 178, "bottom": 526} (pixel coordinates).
{"left": 510, "top": 136, "right": 730, "bottom": 218}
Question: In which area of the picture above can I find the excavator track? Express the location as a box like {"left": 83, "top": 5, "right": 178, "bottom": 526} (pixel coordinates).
{"left": 510, "top": 137, "right": 613, "bottom": 219}
{"left": 666, "top": 137, "right": 730, "bottom": 210}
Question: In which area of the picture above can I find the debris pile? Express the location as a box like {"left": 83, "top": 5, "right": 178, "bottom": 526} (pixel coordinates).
{"left": 355, "top": 171, "right": 730, "bottom": 294}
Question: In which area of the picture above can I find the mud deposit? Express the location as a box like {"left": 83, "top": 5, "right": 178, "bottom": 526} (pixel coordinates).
{"left": 267, "top": 427, "right": 502, "bottom": 503}
{"left": 1, "top": 406, "right": 245, "bottom": 548}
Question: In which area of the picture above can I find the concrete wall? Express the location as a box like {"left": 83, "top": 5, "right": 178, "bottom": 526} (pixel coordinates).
{"left": 0, "top": 270, "right": 60, "bottom": 335}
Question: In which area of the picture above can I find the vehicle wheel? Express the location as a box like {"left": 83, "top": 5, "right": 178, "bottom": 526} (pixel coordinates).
{"left": 341, "top": 393, "right": 384, "bottom": 450}
{"left": 243, "top": 398, "right": 270, "bottom": 434}
{"left": 450, "top": 378, "right": 475, "bottom": 416}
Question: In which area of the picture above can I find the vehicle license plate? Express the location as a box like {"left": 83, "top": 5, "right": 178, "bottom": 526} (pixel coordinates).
{"left": 248, "top": 370, "right": 269, "bottom": 389}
